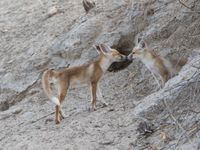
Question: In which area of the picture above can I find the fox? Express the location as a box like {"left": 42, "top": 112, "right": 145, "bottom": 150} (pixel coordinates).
{"left": 128, "top": 39, "right": 187, "bottom": 88}
{"left": 42, "top": 44, "right": 128, "bottom": 124}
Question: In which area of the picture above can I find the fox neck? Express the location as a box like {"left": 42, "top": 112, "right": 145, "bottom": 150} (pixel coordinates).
{"left": 139, "top": 50, "right": 156, "bottom": 69}
{"left": 98, "top": 54, "right": 112, "bottom": 73}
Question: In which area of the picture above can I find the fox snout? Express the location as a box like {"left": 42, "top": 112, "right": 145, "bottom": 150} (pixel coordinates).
{"left": 127, "top": 53, "right": 134, "bottom": 61}
{"left": 120, "top": 55, "right": 128, "bottom": 61}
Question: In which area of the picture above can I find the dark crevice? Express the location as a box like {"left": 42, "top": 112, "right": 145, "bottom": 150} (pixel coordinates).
{"left": 0, "top": 101, "right": 9, "bottom": 111}
{"left": 108, "top": 34, "right": 135, "bottom": 72}
{"left": 0, "top": 75, "right": 41, "bottom": 112}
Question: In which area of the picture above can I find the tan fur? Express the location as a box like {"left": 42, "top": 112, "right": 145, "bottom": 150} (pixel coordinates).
{"left": 42, "top": 44, "right": 127, "bottom": 124}
{"left": 128, "top": 41, "right": 187, "bottom": 88}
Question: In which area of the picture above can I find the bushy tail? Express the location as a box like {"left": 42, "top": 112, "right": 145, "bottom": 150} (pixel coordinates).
{"left": 171, "top": 58, "right": 187, "bottom": 67}
{"left": 171, "top": 57, "right": 187, "bottom": 67}
{"left": 42, "top": 70, "right": 60, "bottom": 106}
{"left": 170, "top": 57, "right": 187, "bottom": 74}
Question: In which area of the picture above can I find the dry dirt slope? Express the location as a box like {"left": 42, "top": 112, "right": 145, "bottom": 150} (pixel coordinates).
{"left": 0, "top": 0, "right": 200, "bottom": 150}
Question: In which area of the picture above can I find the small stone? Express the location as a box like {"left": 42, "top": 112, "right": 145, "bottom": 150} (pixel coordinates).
{"left": 47, "top": 6, "right": 59, "bottom": 18}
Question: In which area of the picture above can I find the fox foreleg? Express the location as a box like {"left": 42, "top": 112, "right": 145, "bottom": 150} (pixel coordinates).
{"left": 97, "top": 84, "right": 108, "bottom": 106}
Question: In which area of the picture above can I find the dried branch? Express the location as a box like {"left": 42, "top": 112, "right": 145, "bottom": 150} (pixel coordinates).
{"left": 191, "top": 65, "right": 200, "bottom": 70}
{"left": 162, "top": 99, "right": 194, "bottom": 146}
{"left": 175, "top": 132, "right": 185, "bottom": 147}
{"left": 178, "top": 0, "right": 193, "bottom": 10}
{"left": 183, "top": 11, "right": 200, "bottom": 14}
{"left": 178, "top": 0, "right": 200, "bottom": 14}
{"left": 30, "top": 112, "right": 54, "bottom": 124}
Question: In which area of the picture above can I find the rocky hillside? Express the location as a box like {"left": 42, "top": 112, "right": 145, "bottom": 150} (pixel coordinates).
{"left": 0, "top": 0, "right": 200, "bottom": 149}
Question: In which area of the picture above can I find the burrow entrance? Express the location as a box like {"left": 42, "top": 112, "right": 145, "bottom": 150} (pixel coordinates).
{"left": 108, "top": 34, "right": 135, "bottom": 72}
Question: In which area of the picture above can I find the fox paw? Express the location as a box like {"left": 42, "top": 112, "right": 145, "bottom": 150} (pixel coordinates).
{"left": 55, "top": 119, "right": 61, "bottom": 124}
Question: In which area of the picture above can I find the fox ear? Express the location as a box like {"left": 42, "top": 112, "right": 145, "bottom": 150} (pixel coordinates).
{"left": 138, "top": 40, "right": 146, "bottom": 49}
{"left": 99, "top": 44, "right": 110, "bottom": 54}
{"left": 138, "top": 37, "right": 142, "bottom": 43}
{"left": 93, "top": 45, "right": 101, "bottom": 54}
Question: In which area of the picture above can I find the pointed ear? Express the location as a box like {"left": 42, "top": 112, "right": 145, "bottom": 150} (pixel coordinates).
{"left": 138, "top": 37, "right": 142, "bottom": 43}
{"left": 99, "top": 44, "right": 110, "bottom": 54}
{"left": 93, "top": 45, "right": 101, "bottom": 54}
{"left": 138, "top": 40, "right": 147, "bottom": 49}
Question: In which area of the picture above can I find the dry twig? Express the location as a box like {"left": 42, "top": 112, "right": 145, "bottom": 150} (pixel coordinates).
{"left": 162, "top": 99, "right": 194, "bottom": 147}
{"left": 30, "top": 112, "right": 54, "bottom": 124}
{"left": 178, "top": 0, "right": 193, "bottom": 10}
{"left": 178, "top": 0, "right": 200, "bottom": 14}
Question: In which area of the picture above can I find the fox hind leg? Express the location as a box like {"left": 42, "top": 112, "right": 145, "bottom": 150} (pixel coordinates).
{"left": 59, "top": 83, "right": 68, "bottom": 119}
{"left": 55, "top": 81, "right": 68, "bottom": 124}
{"left": 58, "top": 91, "right": 67, "bottom": 120}
{"left": 59, "top": 108, "right": 67, "bottom": 119}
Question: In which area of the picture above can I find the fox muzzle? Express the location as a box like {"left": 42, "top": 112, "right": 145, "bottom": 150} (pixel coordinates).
{"left": 127, "top": 53, "right": 134, "bottom": 61}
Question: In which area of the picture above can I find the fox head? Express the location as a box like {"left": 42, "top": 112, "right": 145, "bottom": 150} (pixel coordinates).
{"left": 128, "top": 40, "right": 147, "bottom": 60}
{"left": 94, "top": 44, "right": 127, "bottom": 62}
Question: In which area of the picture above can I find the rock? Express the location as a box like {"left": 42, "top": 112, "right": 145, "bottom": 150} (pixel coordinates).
{"left": 47, "top": 6, "right": 61, "bottom": 18}
{"left": 22, "top": 112, "right": 34, "bottom": 120}
{"left": 137, "top": 121, "right": 154, "bottom": 135}
{"left": 0, "top": 101, "right": 9, "bottom": 111}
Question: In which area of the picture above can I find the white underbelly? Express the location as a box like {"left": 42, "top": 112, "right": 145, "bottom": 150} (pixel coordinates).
{"left": 70, "top": 77, "right": 90, "bottom": 88}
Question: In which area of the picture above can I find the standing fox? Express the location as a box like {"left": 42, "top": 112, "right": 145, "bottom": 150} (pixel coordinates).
{"left": 42, "top": 44, "right": 127, "bottom": 124}
{"left": 128, "top": 39, "right": 187, "bottom": 88}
